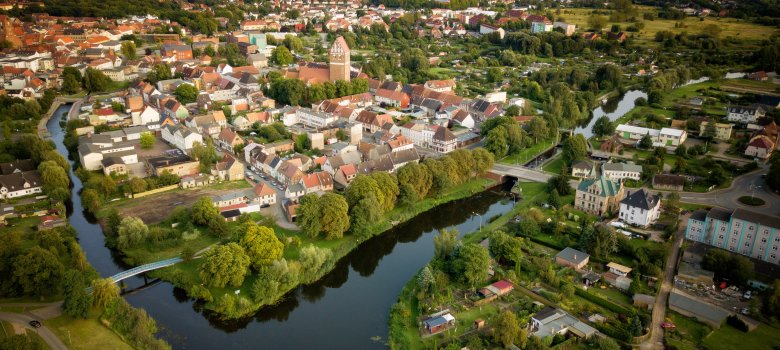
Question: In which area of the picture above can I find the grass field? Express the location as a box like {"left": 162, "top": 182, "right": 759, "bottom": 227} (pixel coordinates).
{"left": 557, "top": 7, "right": 778, "bottom": 47}
{"left": 501, "top": 136, "right": 558, "bottom": 166}
{"left": 704, "top": 323, "right": 780, "bottom": 350}
{"left": 542, "top": 155, "right": 566, "bottom": 174}
{"left": 46, "top": 312, "right": 134, "bottom": 350}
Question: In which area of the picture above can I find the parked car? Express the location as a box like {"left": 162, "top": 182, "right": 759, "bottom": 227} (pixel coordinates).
{"left": 661, "top": 322, "right": 675, "bottom": 330}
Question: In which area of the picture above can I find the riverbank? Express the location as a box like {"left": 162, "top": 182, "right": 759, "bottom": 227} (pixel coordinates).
{"left": 118, "top": 177, "right": 498, "bottom": 319}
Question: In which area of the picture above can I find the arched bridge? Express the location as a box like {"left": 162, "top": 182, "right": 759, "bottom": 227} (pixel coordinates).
{"left": 108, "top": 257, "right": 183, "bottom": 284}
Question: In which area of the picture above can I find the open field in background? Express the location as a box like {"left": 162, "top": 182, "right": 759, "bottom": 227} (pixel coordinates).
{"left": 557, "top": 7, "right": 778, "bottom": 47}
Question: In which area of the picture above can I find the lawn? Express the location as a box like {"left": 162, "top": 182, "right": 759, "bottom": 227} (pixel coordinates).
{"left": 664, "top": 311, "right": 712, "bottom": 349}
{"left": 500, "top": 136, "right": 558, "bottom": 166}
{"left": 542, "top": 155, "right": 566, "bottom": 175}
{"left": 46, "top": 312, "right": 134, "bottom": 350}
{"left": 704, "top": 323, "right": 780, "bottom": 350}
{"left": 557, "top": 7, "right": 778, "bottom": 48}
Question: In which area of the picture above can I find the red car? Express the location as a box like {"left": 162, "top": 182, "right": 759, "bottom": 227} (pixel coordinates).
{"left": 661, "top": 322, "right": 676, "bottom": 330}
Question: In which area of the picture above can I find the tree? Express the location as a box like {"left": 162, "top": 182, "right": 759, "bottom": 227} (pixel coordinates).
{"left": 120, "top": 41, "right": 137, "bottom": 59}
{"left": 527, "top": 117, "right": 550, "bottom": 144}
{"left": 487, "top": 67, "right": 502, "bottom": 83}
{"left": 116, "top": 216, "right": 149, "bottom": 249}
{"left": 639, "top": 134, "right": 653, "bottom": 149}
{"left": 702, "top": 249, "right": 754, "bottom": 285}
{"left": 294, "top": 133, "right": 311, "bottom": 152}
{"left": 562, "top": 134, "right": 588, "bottom": 163}
{"left": 297, "top": 194, "right": 322, "bottom": 238}
{"left": 453, "top": 243, "right": 491, "bottom": 287}
{"left": 38, "top": 161, "right": 69, "bottom": 194}
{"left": 434, "top": 228, "right": 459, "bottom": 260}
{"left": 12, "top": 247, "right": 64, "bottom": 297}
{"left": 484, "top": 126, "right": 510, "bottom": 158}
{"left": 505, "top": 105, "right": 520, "bottom": 117}
{"left": 547, "top": 175, "right": 573, "bottom": 196}
{"left": 592, "top": 116, "right": 615, "bottom": 138}
{"left": 350, "top": 193, "right": 382, "bottom": 236}
{"left": 199, "top": 243, "right": 251, "bottom": 288}
{"left": 91, "top": 278, "right": 119, "bottom": 308}
{"left": 318, "top": 193, "right": 350, "bottom": 239}
{"left": 61, "top": 74, "right": 81, "bottom": 94}
{"left": 587, "top": 15, "right": 608, "bottom": 30}
{"left": 549, "top": 189, "right": 561, "bottom": 209}
{"left": 174, "top": 84, "right": 198, "bottom": 104}
{"left": 629, "top": 315, "right": 644, "bottom": 336}
{"left": 191, "top": 197, "right": 219, "bottom": 225}
{"left": 62, "top": 270, "right": 91, "bottom": 319}
{"left": 493, "top": 310, "right": 526, "bottom": 348}
{"left": 271, "top": 46, "right": 294, "bottom": 66}
{"left": 82, "top": 68, "right": 111, "bottom": 93}
{"left": 396, "top": 163, "right": 432, "bottom": 200}
{"left": 240, "top": 223, "right": 283, "bottom": 270}
{"left": 370, "top": 172, "right": 399, "bottom": 212}
{"left": 139, "top": 132, "right": 155, "bottom": 149}
{"left": 703, "top": 121, "right": 718, "bottom": 141}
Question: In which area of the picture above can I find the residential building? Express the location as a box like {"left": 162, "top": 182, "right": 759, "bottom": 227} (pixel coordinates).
{"left": 555, "top": 247, "right": 589, "bottom": 270}
{"left": 217, "top": 128, "right": 244, "bottom": 152}
{"left": 686, "top": 208, "right": 780, "bottom": 265}
{"left": 531, "top": 306, "right": 597, "bottom": 339}
{"left": 619, "top": 189, "right": 661, "bottom": 227}
{"left": 0, "top": 170, "right": 42, "bottom": 199}
{"left": 602, "top": 162, "right": 642, "bottom": 181}
{"left": 400, "top": 122, "right": 436, "bottom": 148}
{"left": 432, "top": 127, "right": 457, "bottom": 154}
{"left": 699, "top": 121, "right": 733, "bottom": 141}
{"left": 575, "top": 177, "right": 625, "bottom": 216}
{"left": 727, "top": 105, "right": 765, "bottom": 124}
{"left": 213, "top": 155, "right": 244, "bottom": 181}
{"left": 531, "top": 21, "right": 553, "bottom": 33}
{"left": 161, "top": 124, "right": 203, "bottom": 151}
{"left": 375, "top": 88, "right": 410, "bottom": 108}
{"left": 744, "top": 135, "right": 775, "bottom": 159}
{"left": 571, "top": 160, "right": 594, "bottom": 178}
{"left": 479, "top": 24, "right": 505, "bottom": 39}
{"left": 553, "top": 21, "right": 576, "bottom": 36}
{"left": 615, "top": 124, "right": 687, "bottom": 148}
{"left": 296, "top": 108, "right": 338, "bottom": 128}
{"left": 252, "top": 183, "right": 277, "bottom": 206}
{"left": 146, "top": 151, "right": 200, "bottom": 177}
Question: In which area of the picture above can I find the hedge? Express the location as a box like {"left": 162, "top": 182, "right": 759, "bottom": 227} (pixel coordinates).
{"left": 575, "top": 288, "right": 635, "bottom": 316}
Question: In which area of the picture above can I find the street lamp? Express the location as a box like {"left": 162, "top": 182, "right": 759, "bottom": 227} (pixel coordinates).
{"left": 473, "top": 212, "right": 483, "bottom": 231}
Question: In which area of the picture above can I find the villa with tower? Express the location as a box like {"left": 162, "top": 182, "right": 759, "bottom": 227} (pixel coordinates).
{"left": 284, "top": 36, "right": 362, "bottom": 85}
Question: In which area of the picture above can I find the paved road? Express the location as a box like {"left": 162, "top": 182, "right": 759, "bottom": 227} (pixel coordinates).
{"left": 671, "top": 169, "right": 779, "bottom": 216}
{"left": 641, "top": 214, "right": 687, "bottom": 350}
{"left": 0, "top": 311, "right": 68, "bottom": 350}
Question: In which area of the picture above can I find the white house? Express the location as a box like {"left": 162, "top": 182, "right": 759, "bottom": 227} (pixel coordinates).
{"left": 602, "top": 162, "right": 642, "bottom": 181}
{"left": 252, "top": 183, "right": 277, "bottom": 206}
{"left": 658, "top": 128, "right": 687, "bottom": 147}
{"left": 132, "top": 105, "right": 160, "bottom": 127}
{"left": 479, "top": 24, "right": 505, "bottom": 39}
{"left": 296, "top": 108, "right": 338, "bottom": 128}
{"left": 618, "top": 189, "right": 661, "bottom": 227}
{"left": 727, "top": 105, "right": 765, "bottom": 124}
{"left": 400, "top": 122, "right": 436, "bottom": 148}
{"left": 0, "top": 171, "right": 43, "bottom": 199}
{"left": 161, "top": 124, "right": 203, "bottom": 151}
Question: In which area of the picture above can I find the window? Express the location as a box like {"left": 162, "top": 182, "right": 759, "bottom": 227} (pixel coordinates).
{"left": 749, "top": 226, "right": 754, "bottom": 230}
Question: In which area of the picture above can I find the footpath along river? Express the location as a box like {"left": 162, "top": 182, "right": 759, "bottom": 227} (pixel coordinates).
{"left": 48, "top": 103, "right": 514, "bottom": 349}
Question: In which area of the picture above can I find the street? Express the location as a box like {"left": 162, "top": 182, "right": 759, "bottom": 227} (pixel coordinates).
{"left": 0, "top": 307, "right": 67, "bottom": 350}
{"left": 641, "top": 214, "right": 687, "bottom": 350}
{"left": 676, "top": 169, "right": 779, "bottom": 216}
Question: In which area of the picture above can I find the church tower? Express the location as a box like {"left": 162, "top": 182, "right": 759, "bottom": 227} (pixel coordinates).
{"left": 328, "top": 36, "right": 351, "bottom": 82}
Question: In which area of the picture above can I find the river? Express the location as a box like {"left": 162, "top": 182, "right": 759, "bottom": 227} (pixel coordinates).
{"left": 47, "top": 104, "right": 514, "bottom": 349}
{"left": 573, "top": 72, "right": 745, "bottom": 139}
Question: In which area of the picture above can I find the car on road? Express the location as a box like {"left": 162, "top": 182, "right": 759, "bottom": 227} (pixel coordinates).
{"left": 660, "top": 322, "right": 675, "bottom": 330}
{"left": 29, "top": 320, "right": 41, "bottom": 328}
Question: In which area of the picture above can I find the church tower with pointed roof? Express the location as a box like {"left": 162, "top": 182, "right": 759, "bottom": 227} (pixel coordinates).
{"left": 328, "top": 36, "right": 351, "bottom": 82}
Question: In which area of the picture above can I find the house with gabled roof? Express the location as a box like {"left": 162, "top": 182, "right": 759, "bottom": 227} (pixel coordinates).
{"left": 252, "top": 183, "right": 276, "bottom": 206}
{"left": 619, "top": 189, "right": 661, "bottom": 227}
{"left": 217, "top": 128, "right": 244, "bottom": 152}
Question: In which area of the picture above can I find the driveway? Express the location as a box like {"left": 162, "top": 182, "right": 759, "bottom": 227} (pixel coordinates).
{"left": 0, "top": 311, "right": 67, "bottom": 350}
{"left": 641, "top": 214, "right": 687, "bottom": 350}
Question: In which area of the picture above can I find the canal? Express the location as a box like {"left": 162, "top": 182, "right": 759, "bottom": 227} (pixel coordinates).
{"left": 47, "top": 104, "right": 515, "bottom": 349}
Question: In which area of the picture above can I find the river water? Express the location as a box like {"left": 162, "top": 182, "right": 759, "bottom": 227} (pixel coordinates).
{"left": 48, "top": 104, "right": 514, "bottom": 349}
